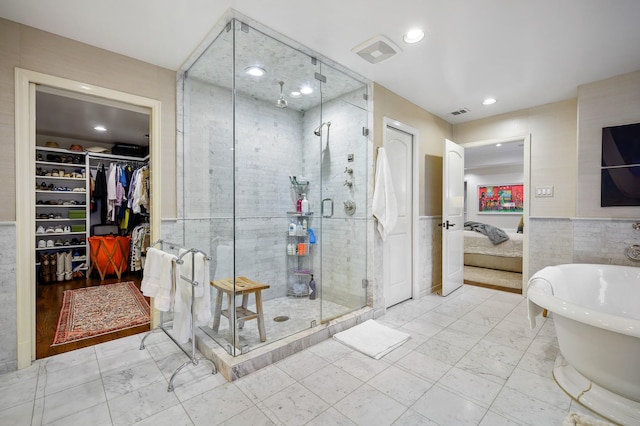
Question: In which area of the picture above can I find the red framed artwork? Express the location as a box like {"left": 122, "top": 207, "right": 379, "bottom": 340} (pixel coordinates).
{"left": 478, "top": 184, "right": 524, "bottom": 214}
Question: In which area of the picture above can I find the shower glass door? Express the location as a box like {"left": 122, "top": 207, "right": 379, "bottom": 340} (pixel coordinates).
{"left": 182, "top": 18, "right": 368, "bottom": 356}
{"left": 318, "top": 63, "right": 369, "bottom": 323}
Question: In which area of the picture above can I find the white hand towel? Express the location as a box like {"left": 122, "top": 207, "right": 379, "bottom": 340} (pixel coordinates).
{"left": 372, "top": 147, "right": 398, "bottom": 241}
{"left": 172, "top": 249, "right": 212, "bottom": 344}
{"left": 141, "top": 247, "right": 177, "bottom": 312}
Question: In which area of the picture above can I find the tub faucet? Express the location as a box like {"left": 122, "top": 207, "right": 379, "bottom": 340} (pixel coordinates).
{"left": 344, "top": 180, "right": 353, "bottom": 188}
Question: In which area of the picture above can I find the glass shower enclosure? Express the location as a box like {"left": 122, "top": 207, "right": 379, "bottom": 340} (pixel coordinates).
{"left": 181, "top": 19, "right": 368, "bottom": 356}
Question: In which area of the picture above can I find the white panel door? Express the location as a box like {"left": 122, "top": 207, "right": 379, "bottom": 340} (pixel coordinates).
{"left": 385, "top": 126, "right": 413, "bottom": 306}
{"left": 442, "top": 139, "right": 465, "bottom": 296}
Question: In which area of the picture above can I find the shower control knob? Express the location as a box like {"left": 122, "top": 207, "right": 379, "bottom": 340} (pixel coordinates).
{"left": 344, "top": 167, "right": 353, "bottom": 174}
{"left": 344, "top": 180, "right": 353, "bottom": 188}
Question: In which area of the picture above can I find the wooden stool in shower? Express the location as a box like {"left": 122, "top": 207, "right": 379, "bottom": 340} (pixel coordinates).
{"left": 210, "top": 276, "right": 270, "bottom": 344}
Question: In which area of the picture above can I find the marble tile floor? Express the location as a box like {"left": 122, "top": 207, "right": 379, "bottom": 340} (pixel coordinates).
{"left": 0, "top": 285, "right": 612, "bottom": 425}
{"left": 200, "top": 296, "right": 352, "bottom": 353}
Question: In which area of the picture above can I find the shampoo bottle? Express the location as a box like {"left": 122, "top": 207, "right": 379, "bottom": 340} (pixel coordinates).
{"left": 296, "top": 220, "right": 303, "bottom": 236}
{"left": 309, "top": 274, "right": 316, "bottom": 300}
{"left": 288, "top": 219, "right": 296, "bottom": 236}
{"left": 301, "top": 193, "right": 309, "bottom": 214}
{"left": 296, "top": 194, "right": 302, "bottom": 213}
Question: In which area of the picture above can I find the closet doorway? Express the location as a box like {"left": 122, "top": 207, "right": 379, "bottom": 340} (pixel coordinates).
{"left": 15, "top": 69, "right": 162, "bottom": 367}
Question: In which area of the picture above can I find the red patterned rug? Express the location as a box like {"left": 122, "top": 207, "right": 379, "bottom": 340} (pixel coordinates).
{"left": 52, "top": 281, "right": 150, "bottom": 346}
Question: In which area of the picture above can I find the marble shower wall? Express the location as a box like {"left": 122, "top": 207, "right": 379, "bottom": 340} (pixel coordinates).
{"left": 302, "top": 91, "right": 369, "bottom": 309}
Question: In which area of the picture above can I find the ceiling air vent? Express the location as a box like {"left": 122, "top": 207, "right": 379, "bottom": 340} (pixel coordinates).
{"left": 450, "top": 108, "right": 470, "bottom": 116}
{"left": 352, "top": 35, "right": 401, "bottom": 64}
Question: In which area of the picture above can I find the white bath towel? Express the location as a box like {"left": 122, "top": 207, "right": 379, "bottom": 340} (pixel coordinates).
{"left": 172, "top": 249, "right": 212, "bottom": 344}
{"left": 141, "top": 247, "right": 177, "bottom": 312}
{"left": 372, "top": 147, "right": 398, "bottom": 241}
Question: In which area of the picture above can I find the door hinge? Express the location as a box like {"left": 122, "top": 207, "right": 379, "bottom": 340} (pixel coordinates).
{"left": 314, "top": 72, "right": 327, "bottom": 83}
{"left": 362, "top": 278, "right": 369, "bottom": 288}
{"left": 311, "top": 57, "right": 317, "bottom": 66}
{"left": 363, "top": 93, "right": 368, "bottom": 101}
{"left": 362, "top": 127, "right": 370, "bottom": 137}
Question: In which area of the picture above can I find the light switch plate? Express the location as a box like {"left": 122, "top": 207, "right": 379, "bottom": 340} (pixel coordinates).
{"left": 535, "top": 186, "right": 554, "bottom": 197}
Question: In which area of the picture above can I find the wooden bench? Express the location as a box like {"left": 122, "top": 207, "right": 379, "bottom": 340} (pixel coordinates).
{"left": 210, "top": 276, "right": 270, "bottom": 345}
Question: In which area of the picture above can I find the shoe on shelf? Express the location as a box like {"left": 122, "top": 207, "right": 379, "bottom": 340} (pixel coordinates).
{"left": 63, "top": 225, "right": 71, "bottom": 233}
{"left": 56, "top": 252, "right": 65, "bottom": 282}
{"left": 36, "top": 225, "right": 45, "bottom": 234}
{"left": 37, "top": 239, "right": 46, "bottom": 248}
{"left": 40, "top": 253, "right": 50, "bottom": 283}
{"left": 54, "top": 225, "right": 64, "bottom": 233}
{"left": 46, "top": 239, "right": 54, "bottom": 248}
{"left": 64, "top": 251, "right": 73, "bottom": 280}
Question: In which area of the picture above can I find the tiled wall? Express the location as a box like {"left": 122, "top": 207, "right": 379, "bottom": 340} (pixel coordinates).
{"left": 0, "top": 223, "right": 17, "bottom": 373}
{"left": 180, "top": 77, "right": 369, "bottom": 305}
{"left": 418, "top": 217, "right": 443, "bottom": 297}
{"left": 528, "top": 217, "right": 640, "bottom": 277}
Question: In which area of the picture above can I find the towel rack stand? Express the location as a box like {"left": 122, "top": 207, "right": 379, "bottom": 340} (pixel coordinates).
{"left": 140, "top": 239, "right": 217, "bottom": 392}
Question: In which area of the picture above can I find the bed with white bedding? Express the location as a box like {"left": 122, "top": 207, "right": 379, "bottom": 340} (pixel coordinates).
{"left": 463, "top": 230, "right": 523, "bottom": 273}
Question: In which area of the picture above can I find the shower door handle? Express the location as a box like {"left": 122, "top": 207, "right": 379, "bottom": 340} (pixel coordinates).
{"left": 322, "top": 198, "right": 334, "bottom": 218}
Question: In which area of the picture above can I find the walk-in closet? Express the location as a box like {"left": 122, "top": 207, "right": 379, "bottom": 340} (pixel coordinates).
{"left": 34, "top": 86, "right": 153, "bottom": 358}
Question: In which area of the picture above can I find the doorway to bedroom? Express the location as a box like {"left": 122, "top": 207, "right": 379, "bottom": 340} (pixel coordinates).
{"left": 461, "top": 137, "right": 528, "bottom": 294}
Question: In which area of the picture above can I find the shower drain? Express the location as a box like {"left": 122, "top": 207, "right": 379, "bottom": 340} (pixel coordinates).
{"left": 273, "top": 316, "right": 289, "bottom": 322}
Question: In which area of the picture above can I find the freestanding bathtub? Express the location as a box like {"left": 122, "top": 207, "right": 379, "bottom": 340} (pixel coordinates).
{"left": 527, "top": 264, "right": 640, "bottom": 424}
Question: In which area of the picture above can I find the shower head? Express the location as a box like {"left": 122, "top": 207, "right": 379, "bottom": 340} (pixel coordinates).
{"left": 313, "top": 121, "right": 331, "bottom": 136}
{"left": 276, "top": 81, "right": 288, "bottom": 108}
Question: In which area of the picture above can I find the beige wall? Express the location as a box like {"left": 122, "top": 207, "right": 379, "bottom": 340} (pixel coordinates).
{"left": 0, "top": 18, "right": 177, "bottom": 220}
{"left": 373, "top": 83, "right": 452, "bottom": 216}
{"left": 576, "top": 70, "right": 640, "bottom": 218}
{"left": 453, "top": 99, "right": 578, "bottom": 218}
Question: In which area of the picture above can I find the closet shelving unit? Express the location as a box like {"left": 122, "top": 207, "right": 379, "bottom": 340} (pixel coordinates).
{"left": 35, "top": 145, "right": 151, "bottom": 283}
{"left": 35, "top": 146, "right": 90, "bottom": 277}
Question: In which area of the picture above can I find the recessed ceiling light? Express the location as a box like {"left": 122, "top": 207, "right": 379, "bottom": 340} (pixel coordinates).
{"left": 290, "top": 91, "right": 301, "bottom": 98}
{"left": 300, "top": 86, "right": 313, "bottom": 95}
{"left": 496, "top": 143, "right": 502, "bottom": 147}
{"left": 482, "top": 98, "right": 497, "bottom": 105}
{"left": 245, "top": 66, "right": 266, "bottom": 77}
{"left": 403, "top": 28, "right": 425, "bottom": 44}
{"left": 94, "top": 125, "right": 107, "bottom": 132}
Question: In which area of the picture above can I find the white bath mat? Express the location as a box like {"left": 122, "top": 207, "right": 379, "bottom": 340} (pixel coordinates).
{"left": 333, "top": 319, "right": 410, "bottom": 359}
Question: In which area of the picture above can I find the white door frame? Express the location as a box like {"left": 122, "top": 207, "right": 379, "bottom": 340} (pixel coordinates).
{"left": 15, "top": 68, "right": 162, "bottom": 368}
{"left": 460, "top": 134, "right": 531, "bottom": 294}
{"left": 382, "top": 117, "right": 419, "bottom": 305}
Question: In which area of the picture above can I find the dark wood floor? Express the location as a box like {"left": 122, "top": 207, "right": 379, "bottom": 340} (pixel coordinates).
{"left": 36, "top": 272, "right": 150, "bottom": 359}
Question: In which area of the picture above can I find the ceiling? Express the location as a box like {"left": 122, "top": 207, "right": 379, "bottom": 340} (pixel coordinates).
{"left": 3, "top": 1, "right": 640, "bottom": 128}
